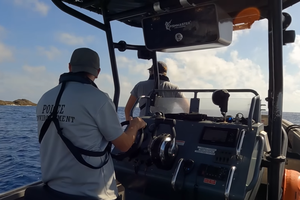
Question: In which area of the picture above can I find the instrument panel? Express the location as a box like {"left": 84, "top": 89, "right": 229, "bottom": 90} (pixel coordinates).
{"left": 199, "top": 127, "right": 239, "bottom": 147}
{"left": 112, "top": 116, "right": 265, "bottom": 200}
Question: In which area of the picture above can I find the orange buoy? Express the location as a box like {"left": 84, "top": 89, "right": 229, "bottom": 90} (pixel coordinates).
{"left": 233, "top": 7, "right": 261, "bottom": 31}
{"left": 282, "top": 169, "right": 300, "bottom": 200}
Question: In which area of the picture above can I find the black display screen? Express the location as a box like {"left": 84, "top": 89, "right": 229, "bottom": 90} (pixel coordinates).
{"left": 142, "top": 4, "right": 219, "bottom": 51}
{"left": 199, "top": 127, "right": 238, "bottom": 148}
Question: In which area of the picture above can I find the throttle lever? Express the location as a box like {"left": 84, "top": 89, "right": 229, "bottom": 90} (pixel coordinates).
{"left": 155, "top": 117, "right": 176, "bottom": 127}
{"left": 171, "top": 158, "right": 184, "bottom": 191}
{"left": 171, "top": 159, "right": 195, "bottom": 191}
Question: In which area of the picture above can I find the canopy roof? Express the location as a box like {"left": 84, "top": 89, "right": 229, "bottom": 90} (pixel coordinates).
{"left": 61, "top": 0, "right": 300, "bottom": 27}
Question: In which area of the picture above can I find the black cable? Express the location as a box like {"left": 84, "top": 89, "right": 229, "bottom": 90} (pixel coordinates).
{"left": 284, "top": 124, "right": 300, "bottom": 148}
{"left": 286, "top": 124, "right": 300, "bottom": 134}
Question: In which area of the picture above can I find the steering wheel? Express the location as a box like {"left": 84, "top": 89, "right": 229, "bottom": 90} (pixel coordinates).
{"left": 111, "top": 120, "right": 145, "bottom": 161}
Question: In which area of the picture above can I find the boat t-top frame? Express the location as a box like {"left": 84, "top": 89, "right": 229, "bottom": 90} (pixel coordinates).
{"left": 51, "top": 1, "right": 299, "bottom": 200}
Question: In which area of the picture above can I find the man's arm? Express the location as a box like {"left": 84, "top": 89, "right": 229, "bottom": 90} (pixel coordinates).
{"left": 181, "top": 98, "right": 190, "bottom": 113}
{"left": 111, "top": 117, "right": 146, "bottom": 152}
{"left": 96, "top": 97, "right": 146, "bottom": 153}
{"left": 175, "top": 89, "right": 190, "bottom": 113}
{"left": 125, "top": 95, "right": 137, "bottom": 121}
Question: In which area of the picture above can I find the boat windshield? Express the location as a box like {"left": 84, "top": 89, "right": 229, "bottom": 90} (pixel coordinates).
{"left": 142, "top": 91, "right": 254, "bottom": 118}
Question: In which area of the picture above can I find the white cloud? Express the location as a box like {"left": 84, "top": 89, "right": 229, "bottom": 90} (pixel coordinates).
{"left": 283, "top": 35, "right": 300, "bottom": 111}
{"left": 0, "top": 26, "right": 14, "bottom": 63}
{"left": 161, "top": 49, "right": 268, "bottom": 97}
{"left": 94, "top": 73, "right": 140, "bottom": 108}
{"left": 115, "top": 56, "right": 131, "bottom": 68}
{"left": 37, "top": 46, "right": 62, "bottom": 60}
{"left": 116, "top": 56, "right": 152, "bottom": 76}
{"left": 289, "top": 35, "right": 300, "bottom": 66}
{"left": 252, "top": 19, "right": 268, "bottom": 31}
{"left": 57, "top": 33, "right": 94, "bottom": 46}
{"left": 95, "top": 73, "right": 114, "bottom": 90}
{"left": 13, "top": 0, "right": 50, "bottom": 16}
{"left": 111, "top": 48, "right": 270, "bottom": 108}
{"left": 115, "top": 43, "right": 300, "bottom": 112}
{"left": 232, "top": 28, "right": 250, "bottom": 44}
{"left": 0, "top": 43, "right": 14, "bottom": 63}
{"left": 0, "top": 66, "right": 58, "bottom": 103}
{"left": 22, "top": 65, "right": 46, "bottom": 73}
{"left": 0, "top": 25, "right": 6, "bottom": 39}
{"left": 159, "top": 43, "right": 299, "bottom": 112}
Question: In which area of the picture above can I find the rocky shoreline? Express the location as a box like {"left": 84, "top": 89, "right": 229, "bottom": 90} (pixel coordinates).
{"left": 0, "top": 99, "right": 37, "bottom": 106}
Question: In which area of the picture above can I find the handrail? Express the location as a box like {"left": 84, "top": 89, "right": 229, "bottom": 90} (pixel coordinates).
{"left": 129, "top": 95, "right": 151, "bottom": 117}
{"left": 247, "top": 95, "right": 260, "bottom": 130}
{"left": 52, "top": 0, "right": 107, "bottom": 31}
{"left": 154, "top": 89, "right": 259, "bottom": 96}
{"left": 246, "top": 135, "right": 265, "bottom": 191}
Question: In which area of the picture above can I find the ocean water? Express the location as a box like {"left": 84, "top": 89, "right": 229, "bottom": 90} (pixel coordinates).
{"left": 0, "top": 106, "right": 300, "bottom": 193}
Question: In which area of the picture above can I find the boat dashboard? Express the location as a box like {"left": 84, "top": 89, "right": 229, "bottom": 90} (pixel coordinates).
{"left": 112, "top": 89, "right": 270, "bottom": 200}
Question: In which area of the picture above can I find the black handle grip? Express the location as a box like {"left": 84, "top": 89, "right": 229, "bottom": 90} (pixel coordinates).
{"left": 155, "top": 117, "right": 176, "bottom": 126}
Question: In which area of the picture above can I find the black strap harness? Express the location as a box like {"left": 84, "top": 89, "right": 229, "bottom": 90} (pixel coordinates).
{"left": 39, "top": 73, "right": 111, "bottom": 169}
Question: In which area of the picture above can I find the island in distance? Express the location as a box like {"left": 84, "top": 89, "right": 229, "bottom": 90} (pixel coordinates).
{"left": 0, "top": 99, "right": 37, "bottom": 106}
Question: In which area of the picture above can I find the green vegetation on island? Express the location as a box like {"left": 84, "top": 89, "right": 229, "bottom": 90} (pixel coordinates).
{"left": 0, "top": 99, "right": 37, "bottom": 106}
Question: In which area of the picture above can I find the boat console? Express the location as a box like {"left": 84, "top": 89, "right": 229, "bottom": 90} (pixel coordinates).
{"left": 0, "top": 0, "right": 299, "bottom": 200}
{"left": 112, "top": 90, "right": 269, "bottom": 200}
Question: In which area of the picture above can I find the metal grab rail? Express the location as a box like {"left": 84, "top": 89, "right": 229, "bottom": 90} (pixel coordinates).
{"left": 154, "top": 88, "right": 259, "bottom": 97}
{"left": 246, "top": 135, "right": 265, "bottom": 192}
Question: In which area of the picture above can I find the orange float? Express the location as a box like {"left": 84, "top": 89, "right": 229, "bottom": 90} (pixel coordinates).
{"left": 282, "top": 169, "right": 300, "bottom": 200}
{"left": 233, "top": 7, "right": 261, "bottom": 31}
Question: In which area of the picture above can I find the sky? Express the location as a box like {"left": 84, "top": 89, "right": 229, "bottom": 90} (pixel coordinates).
{"left": 0, "top": 0, "right": 300, "bottom": 112}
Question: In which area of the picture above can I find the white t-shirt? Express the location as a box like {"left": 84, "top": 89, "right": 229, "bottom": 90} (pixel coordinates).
{"left": 36, "top": 81, "right": 123, "bottom": 200}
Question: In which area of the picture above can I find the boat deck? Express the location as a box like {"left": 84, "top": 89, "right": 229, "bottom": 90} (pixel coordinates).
{"left": 0, "top": 183, "right": 267, "bottom": 200}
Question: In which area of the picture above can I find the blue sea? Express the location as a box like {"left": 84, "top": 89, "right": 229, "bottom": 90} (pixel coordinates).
{"left": 0, "top": 105, "right": 300, "bottom": 193}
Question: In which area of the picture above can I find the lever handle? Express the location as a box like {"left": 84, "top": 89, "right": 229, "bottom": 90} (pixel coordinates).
{"left": 171, "top": 158, "right": 184, "bottom": 191}
{"left": 155, "top": 117, "right": 176, "bottom": 127}
{"left": 236, "top": 129, "right": 246, "bottom": 159}
{"left": 225, "top": 166, "right": 236, "bottom": 200}
{"left": 246, "top": 135, "right": 264, "bottom": 191}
